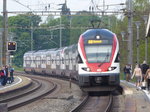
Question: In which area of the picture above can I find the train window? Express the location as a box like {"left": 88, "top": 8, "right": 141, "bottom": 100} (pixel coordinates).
{"left": 115, "top": 52, "right": 120, "bottom": 62}
{"left": 56, "top": 56, "right": 60, "bottom": 65}
{"left": 47, "top": 57, "right": 51, "bottom": 65}
{"left": 43, "top": 60, "right": 46, "bottom": 64}
{"left": 65, "top": 55, "right": 69, "bottom": 65}
{"left": 52, "top": 59, "right": 54, "bottom": 64}
{"left": 84, "top": 45, "right": 112, "bottom": 63}
{"left": 62, "top": 58, "right": 64, "bottom": 64}
{"left": 77, "top": 54, "right": 83, "bottom": 63}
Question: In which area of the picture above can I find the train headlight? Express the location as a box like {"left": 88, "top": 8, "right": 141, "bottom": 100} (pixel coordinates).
{"left": 108, "top": 67, "right": 112, "bottom": 71}
{"left": 96, "top": 35, "right": 101, "bottom": 39}
{"left": 82, "top": 67, "right": 91, "bottom": 72}
{"left": 108, "top": 67, "right": 116, "bottom": 71}
{"left": 86, "top": 67, "right": 90, "bottom": 72}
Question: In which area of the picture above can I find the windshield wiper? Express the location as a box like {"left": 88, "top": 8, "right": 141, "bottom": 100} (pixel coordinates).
{"left": 98, "top": 50, "right": 110, "bottom": 67}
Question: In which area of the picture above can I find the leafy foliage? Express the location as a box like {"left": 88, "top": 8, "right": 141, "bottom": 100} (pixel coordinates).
{"left": 8, "top": 13, "right": 41, "bottom": 66}
{"left": 0, "top": 15, "right": 3, "bottom": 27}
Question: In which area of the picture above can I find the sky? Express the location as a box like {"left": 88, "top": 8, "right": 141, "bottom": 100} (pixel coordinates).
{"left": 0, "top": 0, "right": 126, "bottom": 21}
{"left": 0, "top": 0, "right": 126, "bottom": 12}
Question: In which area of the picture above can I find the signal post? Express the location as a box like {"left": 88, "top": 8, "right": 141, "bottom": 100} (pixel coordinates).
{"left": 7, "top": 41, "right": 17, "bottom": 66}
{"left": 2, "top": 0, "right": 8, "bottom": 66}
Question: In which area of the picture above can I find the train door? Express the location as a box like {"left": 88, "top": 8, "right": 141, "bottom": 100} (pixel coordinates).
{"left": 56, "top": 51, "right": 61, "bottom": 75}
{"left": 41, "top": 52, "right": 46, "bottom": 74}
{"left": 60, "top": 47, "right": 67, "bottom": 76}
{"left": 46, "top": 52, "right": 51, "bottom": 75}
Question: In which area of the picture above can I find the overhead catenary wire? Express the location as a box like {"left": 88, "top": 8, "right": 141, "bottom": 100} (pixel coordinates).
{"left": 3, "top": 10, "right": 124, "bottom": 16}
{"left": 12, "top": 0, "right": 32, "bottom": 11}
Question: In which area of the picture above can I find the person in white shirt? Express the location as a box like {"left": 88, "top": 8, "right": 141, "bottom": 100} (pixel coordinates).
{"left": 131, "top": 64, "right": 142, "bottom": 90}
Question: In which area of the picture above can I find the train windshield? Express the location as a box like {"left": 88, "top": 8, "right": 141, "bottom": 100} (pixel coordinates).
{"left": 85, "top": 45, "right": 112, "bottom": 63}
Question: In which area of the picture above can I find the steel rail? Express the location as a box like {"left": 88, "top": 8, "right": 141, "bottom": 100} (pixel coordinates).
{"left": 2, "top": 74, "right": 57, "bottom": 111}
{"left": 0, "top": 79, "right": 41, "bottom": 103}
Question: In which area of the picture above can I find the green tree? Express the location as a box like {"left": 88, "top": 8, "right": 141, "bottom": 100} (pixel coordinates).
{"left": 0, "top": 15, "right": 3, "bottom": 27}
{"left": 133, "top": 0, "right": 150, "bottom": 12}
{"left": 69, "top": 11, "right": 100, "bottom": 44}
{"left": 8, "top": 13, "right": 41, "bottom": 67}
{"left": 117, "top": 0, "right": 150, "bottom": 69}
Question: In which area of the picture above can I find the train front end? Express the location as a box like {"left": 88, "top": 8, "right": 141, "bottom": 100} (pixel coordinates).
{"left": 78, "top": 29, "right": 120, "bottom": 91}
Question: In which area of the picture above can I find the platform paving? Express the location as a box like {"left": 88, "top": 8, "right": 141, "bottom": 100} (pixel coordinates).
{"left": 121, "top": 80, "right": 150, "bottom": 112}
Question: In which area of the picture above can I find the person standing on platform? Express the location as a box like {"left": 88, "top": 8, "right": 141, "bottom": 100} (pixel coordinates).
{"left": 9, "top": 66, "right": 14, "bottom": 82}
{"left": 125, "top": 64, "right": 132, "bottom": 82}
{"left": 0, "top": 67, "right": 4, "bottom": 85}
{"left": 1, "top": 66, "right": 7, "bottom": 86}
{"left": 131, "top": 64, "right": 142, "bottom": 90}
{"left": 145, "top": 68, "right": 150, "bottom": 91}
{"left": 141, "top": 60, "right": 149, "bottom": 82}
{"left": 123, "top": 65, "right": 127, "bottom": 80}
{"left": 5, "top": 65, "right": 8, "bottom": 80}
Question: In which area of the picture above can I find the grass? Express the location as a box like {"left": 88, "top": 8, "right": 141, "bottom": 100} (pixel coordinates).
{"left": 13, "top": 66, "right": 24, "bottom": 71}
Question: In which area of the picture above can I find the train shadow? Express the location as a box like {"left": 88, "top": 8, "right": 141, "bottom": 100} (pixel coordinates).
{"left": 88, "top": 86, "right": 123, "bottom": 96}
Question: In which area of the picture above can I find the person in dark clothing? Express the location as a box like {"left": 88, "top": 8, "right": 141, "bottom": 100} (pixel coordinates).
{"left": 0, "top": 67, "right": 4, "bottom": 85}
{"left": 5, "top": 65, "right": 8, "bottom": 78}
{"left": 124, "top": 64, "right": 132, "bottom": 82}
{"left": 0, "top": 66, "right": 7, "bottom": 86}
{"left": 123, "top": 65, "right": 128, "bottom": 80}
{"left": 141, "top": 61, "right": 149, "bottom": 82}
{"left": 8, "top": 66, "right": 14, "bottom": 82}
{"left": 145, "top": 68, "right": 150, "bottom": 91}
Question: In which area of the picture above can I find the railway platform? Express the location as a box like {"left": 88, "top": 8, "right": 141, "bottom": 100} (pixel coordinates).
{"left": 119, "top": 80, "right": 150, "bottom": 112}
{"left": 0, "top": 76, "right": 32, "bottom": 94}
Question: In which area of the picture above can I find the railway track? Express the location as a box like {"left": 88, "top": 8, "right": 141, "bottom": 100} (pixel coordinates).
{"left": 12, "top": 72, "right": 114, "bottom": 112}
{"left": 71, "top": 94, "right": 113, "bottom": 112}
{"left": 0, "top": 74, "right": 57, "bottom": 111}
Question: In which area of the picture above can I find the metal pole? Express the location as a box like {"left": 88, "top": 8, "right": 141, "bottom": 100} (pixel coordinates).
{"left": 8, "top": 33, "right": 14, "bottom": 66}
{"left": 121, "top": 31, "right": 126, "bottom": 65}
{"left": 127, "top": 0, "right": 133, "bottom": 68}
{"left": 2, "top": 0, "right": 8, "bottom": 66}
{"left": 145, "top": 37, "right": 148, "bottom": 62}
{"left": 31, "top": 22, "right": 33, "bottom": 50}
{"left": 0, "top": 29, "right": 2, "bottom": 66}
{"left": 135, "top": 21, "right": 141, "bottom": 64}
{"left": 142, "top": 15, "right": 148, "bottom": 62}
{"left": 121, "top": 31, "right": 126, "bottom": 41}
{"left": 60, "top": 15, "right": 62, "bottom": 48}
{"left": 137, "top": 26, "right": 139, "bottom": 64}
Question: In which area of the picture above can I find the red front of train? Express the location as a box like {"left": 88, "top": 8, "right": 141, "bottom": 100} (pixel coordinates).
{"left": 78, "top": 29, "right": 120, "bottom": 91}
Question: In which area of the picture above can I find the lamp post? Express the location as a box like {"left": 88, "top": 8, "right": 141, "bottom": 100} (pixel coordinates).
{"left": 121, "top": 31, "right": 127, "bottom": 64}
{"left": 0, "top": 28, "right": 3, "bottom": 66}
{"left": 121, "top": 31, "right": 126, "bottom": 41}
{"left": 121, "top": 31, "right": 130, "bottom": 65}
{"left": 135, "top": 21, "right": 141, "bottom": 64}
{"left": 31, "top": 22, "right": 33, "bottom": 50}
{"left": 59, "top": 14, "right": 62, "bottom": 48}
{"left": 142, "top": 15, "right": 148, "bottom": 63}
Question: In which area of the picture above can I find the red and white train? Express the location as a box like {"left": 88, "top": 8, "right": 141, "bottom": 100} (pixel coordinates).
{"left": 23, "top": 28, "right": 120, "bottom": 91}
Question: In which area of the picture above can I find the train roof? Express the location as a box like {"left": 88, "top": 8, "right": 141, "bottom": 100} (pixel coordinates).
{"left": 81, "top": 29, "right": 115, "bottom": 40}
{"left": 24, "top": 51, "right": 36, "bottom": 55}
{"left": 24, "top": 48, "right": 58, "bottom": 55}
